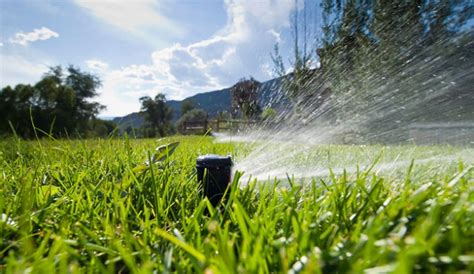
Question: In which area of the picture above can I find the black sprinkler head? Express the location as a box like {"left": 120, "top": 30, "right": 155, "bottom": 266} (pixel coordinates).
{"left": 196, "top": 154, "right": 233, "bottom": 206}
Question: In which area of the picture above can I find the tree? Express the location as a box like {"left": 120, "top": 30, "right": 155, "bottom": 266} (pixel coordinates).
{"left": 139, "top": 93, "right": 173, "bottom": 137}
{"left": 0, "top": 84, "right": 36, "bottom": 138}
{"left": 271, "top": 0, "right": 321, "bottom": 105}
{"left": 64, "top": 66, "right": 105, "bottom": 131}
{"left": 317, "top": 0, "right": 474, "bottom": 142}
{"left": 180, "top": 99, "right": 196, "bottom": 116}
{"left": 0, "top": 65, "right": 105, "bottom": 138}
{"left": 87, "top": 119, "right": 117, "bottom": 138}
{"left": 260, "top": 107, "right": 277, "bottom": 121}
{"left": 231, "top": 77, "right": 261, "bottom": 119}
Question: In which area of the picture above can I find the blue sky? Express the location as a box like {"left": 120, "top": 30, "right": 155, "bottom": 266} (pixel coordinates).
{"left": 0, "top": 0, "right": 317, "bottom": 116}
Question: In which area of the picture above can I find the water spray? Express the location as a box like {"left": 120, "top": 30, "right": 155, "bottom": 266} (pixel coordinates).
{"left": 196, "top": 154, "right": 233, "bottom": 206}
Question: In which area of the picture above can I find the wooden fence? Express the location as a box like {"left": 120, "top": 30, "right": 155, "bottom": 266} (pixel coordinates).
{"left": 181, "top": 119, "right": 258, "bottom": 134}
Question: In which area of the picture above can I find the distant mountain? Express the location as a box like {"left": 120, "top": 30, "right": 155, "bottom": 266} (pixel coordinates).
{"left": 113, "top": 75, "right": 286, "bottom": 130}
{"left": 112, "top": 112, "right": 145, "bottom": 131}
{"left": 167, "top": 86, "right": 233, "bottom": 120}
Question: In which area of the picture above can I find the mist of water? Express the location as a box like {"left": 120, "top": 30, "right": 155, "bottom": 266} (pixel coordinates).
{"left": 218, "top": 17, "right": 474, "bottom": 182}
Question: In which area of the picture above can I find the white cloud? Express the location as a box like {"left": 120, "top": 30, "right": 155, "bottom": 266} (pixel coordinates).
{"left": 0, "top": 54, "right": 50, "bottom": 87}
{"left": 9, "top": 27, "right": 59, "bottom": 46}
{"left": 73, "top": 0, "right": 183, "bottom": 38}
{"left": 148, "top": 0, "right": 296, "bottom": 87}
{"left": 0, "top": 42, "right": 3, "bottom": 47}
{"left": 92, "top": 0, "right": 297, "bottom": 116}
{"left": 85, "top": 59, "right": 109, "bottom": 73}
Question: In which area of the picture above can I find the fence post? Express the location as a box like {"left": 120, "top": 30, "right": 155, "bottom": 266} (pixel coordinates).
{"left": 204, "top": 119, "right": 208, "bottom": 135}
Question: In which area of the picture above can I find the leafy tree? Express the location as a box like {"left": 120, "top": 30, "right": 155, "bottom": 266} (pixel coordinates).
{"left": 0, "top": 65, "right": 105, "bottom": 138}
{"left": 231, "top": 77, "right": 261, "bottom": 119}
{"left": 180, "top": 99, "right": 196, "bottom": 116}
{"left": 0, "top": 84, "right": 34, "bottom": 137}
{"left": 64, "top": 66, "right": 104, "bottom": 131}
{"left": 260, "top": 107, "right": 277, "bottom": 121}
{"left": 139, "top": 93, "right": 173, "bottom": 137}
{"left": 87, "top": 119, "right": 116, "bottom": 138}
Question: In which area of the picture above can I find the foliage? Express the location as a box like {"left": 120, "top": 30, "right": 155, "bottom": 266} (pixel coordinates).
{"left": 271, "top": 0, "right": 321, "bottom": 105}
{"left": 216, "top": 111, "right": 231, "bottom": 120}
{"left": 180, "top": 99, "right": 196, "bottom": 117}
{"left": 87, "top": 119, "right": 117, "bottom": 138}
{"left": 260, "top": 107, "right": 277, "bottom": 121}
{"left": 318, "top": 0, "right": 473, "bottom": 140}
{"left": 139, "top": 93, "right": 174, "bottom": 137}
{"left": 176, "top": 109, "right": 208, "bottom": 134}
{"left": 231, "top": 77, "right": 261, "bottom": 119}
{"left": 0, "top": 136, "right": 472, "bottom": 272}
{"left": 0, "top": 65, "right": 107, "bottom": 138}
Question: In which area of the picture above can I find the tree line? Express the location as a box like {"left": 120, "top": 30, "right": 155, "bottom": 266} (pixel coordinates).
{"left": 0, "top": 65, "right": 115, "bottom": 139}
{"left": 0, "top": 64, "right": 263, "bottom": 138}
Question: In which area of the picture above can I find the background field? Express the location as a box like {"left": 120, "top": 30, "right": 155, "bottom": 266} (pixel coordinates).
{"left": 1, "top": 136, "right": 473, "bottom": 273}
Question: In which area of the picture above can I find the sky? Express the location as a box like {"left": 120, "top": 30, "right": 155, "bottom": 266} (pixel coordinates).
{"left": 0, "top": 0, "right": 316, "bottom": 117}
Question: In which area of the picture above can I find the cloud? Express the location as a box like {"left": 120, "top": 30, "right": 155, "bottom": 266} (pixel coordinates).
{"left": 9, "top": 27, "right": 59, "bottom": 46}
{"left": 85, "top": 59, "right": 109, "bottom": 73}
{"left": 73, "top": 0, "right": 183, "bottom": 38}
{"left": 92, "top": 0, "right": 297, "bottom": 116}
{"left": 0, "top": 54, "right": 50, "bottom": 87}
{"left": 147, "top": 0, "right": 296, "bottom": 88}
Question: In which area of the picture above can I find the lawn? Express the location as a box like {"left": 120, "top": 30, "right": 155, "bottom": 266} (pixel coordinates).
{"left": 0, "top": 136, "right": 473, "bottom": 273}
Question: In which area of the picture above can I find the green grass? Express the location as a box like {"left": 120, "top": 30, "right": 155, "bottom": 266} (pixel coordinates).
{"left": 0, "top": 136, "right": 473, "bottom": 273}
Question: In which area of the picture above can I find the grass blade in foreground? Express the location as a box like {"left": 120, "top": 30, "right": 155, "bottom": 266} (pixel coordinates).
{"left": 0, "top": 136, "right": 472, "bottom": 273}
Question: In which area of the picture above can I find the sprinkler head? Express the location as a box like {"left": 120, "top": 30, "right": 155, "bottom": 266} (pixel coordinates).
{"left": 196, "top": 154, "right": 233, "bottom": 206}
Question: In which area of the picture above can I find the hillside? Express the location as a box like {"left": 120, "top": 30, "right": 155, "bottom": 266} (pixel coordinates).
{"left": 167, "top": 87, "right": 233, "bottom": 119}
{"left": 112, "top": 112, "right": 146, "bottom": 131}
